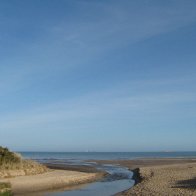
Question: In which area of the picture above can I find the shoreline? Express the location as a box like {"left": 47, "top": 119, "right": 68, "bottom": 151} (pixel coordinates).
{"left": 1, "top": 158, "right": 196, "bottom": 195}
{"left": 90, "top": 157, "right": 196, "bottom": 169}
{"left": 120, "top": 163, "right": 196, "bottom": 195}
{"left": 42, "top": 158, "right": 196, "bottom": 195}
{"left": 0, "top": 166, "right": 105, "bottom": 195}
{"left": 95, "top": 158, "right": 196, "bottom": 195}
{"left": 87, "top": 158, "right": 196, "bottom": 195}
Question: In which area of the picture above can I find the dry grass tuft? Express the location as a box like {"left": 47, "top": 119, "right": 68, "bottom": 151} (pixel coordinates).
{"left": 0, "top": 182, "right": 12, "bottom": 195}
{"left": 0, "top": 146, "right": 48, "bottom": 178}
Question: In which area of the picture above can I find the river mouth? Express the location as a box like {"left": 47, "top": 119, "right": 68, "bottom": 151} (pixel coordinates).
{"left": 41, "top": 160, "right": 134, "bottom": 196}
{"left": 16, "top": 159, "right": 134, "bottom": 196}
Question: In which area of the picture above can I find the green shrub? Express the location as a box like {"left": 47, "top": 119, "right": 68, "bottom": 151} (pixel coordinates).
{"left": 0, "top": 146, "right": 21, "bottom": 163}
{"left": 0, "top": 183, "right": 10, "bottom": 189}
{"left": 0, "top": 146, "right": 21, "bottom": 169}
{"left": 0, "top": 146, "right": 47, "bottom": 175}
{"left": 0, "top": 191, "right": 12, "bottom": 196}
{"left": 0, "top": 183, "right": 12, "bottom": 196}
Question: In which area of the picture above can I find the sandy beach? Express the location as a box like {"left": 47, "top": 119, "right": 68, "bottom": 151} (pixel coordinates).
{"left": 91, "top": 158, "right": 196, "bottom": 195}
{"left": 1, "top": 158, "right": 196, "bottom": 195}
{"left": 120, "top": 162, "right": 196, "bottom": 195}
{"left": 0, "top": 169, "right": 104, "bottom": 195}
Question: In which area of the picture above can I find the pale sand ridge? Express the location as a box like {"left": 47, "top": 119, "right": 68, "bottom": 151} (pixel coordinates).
{"left": 120, "top": 163, "right": 196, "bottom": 195}
{"left": 0, "top": 170, "right": 102, "bottom": 194}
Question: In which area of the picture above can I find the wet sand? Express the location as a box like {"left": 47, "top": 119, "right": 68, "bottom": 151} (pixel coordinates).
{"left": 91, "top": 158, "right": 196, "bottom": 169}
{"left": 0, "top": 169, "right": 104, "bottom": 195}
{"left": 90, "top": 158, "right": 196, "bottom": 195}
{"left": 1, "top": 158, "right": 196, "bottom": 195}
{"left": 44, "top": 163, "right": 100, "bottom": 173}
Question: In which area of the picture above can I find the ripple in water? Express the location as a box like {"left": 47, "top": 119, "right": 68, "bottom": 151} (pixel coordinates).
{"left": 47, "top": 163, "right": 134, "bottom": 196}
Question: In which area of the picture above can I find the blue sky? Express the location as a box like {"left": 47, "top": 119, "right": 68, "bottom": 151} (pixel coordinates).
{"left": 0, "top": 0, "right": 196, "bottom": 152}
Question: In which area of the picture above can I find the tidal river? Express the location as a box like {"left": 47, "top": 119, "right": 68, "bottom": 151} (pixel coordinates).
{"left": 48, "top": 162, "right": 134, "bottom": 196}
{"left": 21, "top": 151, "right": 196, "bottom": 196}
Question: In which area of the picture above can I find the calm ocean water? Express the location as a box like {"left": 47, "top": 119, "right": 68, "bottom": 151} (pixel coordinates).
{"left": 20, "top": 151, "right": 196, "bottom": 161}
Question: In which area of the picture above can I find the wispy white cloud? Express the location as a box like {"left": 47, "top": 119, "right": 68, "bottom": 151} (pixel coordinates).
{"left": 1, "top": 0, "right": 196, "bottom": 98}
{"left": 1, "top": 1, "right": 196, "bottom": 151}
{"left": 0, "top": 76, "right": 195, "bottom": 131}
{"left": 0, "top": 1, "right": 196, "bottom": 97}
{"left": 48, "top": 0, "right": 196, "bottom": 53}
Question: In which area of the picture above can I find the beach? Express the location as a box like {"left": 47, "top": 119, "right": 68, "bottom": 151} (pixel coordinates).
{"left": 2, "top": 0, "right": 196, "bottom": 194}
{"left": 1, "top": 154, "right": 196, "bottom": 195}
{"left": 120, "top": 162, "right": 196, "bottom": 195}
{"left": 94, "top": 159, "right": 196, "bottom": 195}
{"left": 0, "top": 169, "right": 104, "bottom": 195}
{"left": 42, "top": 158, "right": 196, "bottom": 195}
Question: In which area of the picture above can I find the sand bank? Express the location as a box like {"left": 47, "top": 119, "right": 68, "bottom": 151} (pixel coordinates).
{"left": 119, "top": 162, "right": 196, "bottom": 195}
{"left": 0, "top": 169, "right": 103, "bottom": 195}
{"left": 90, "top": 158, "right": 196, "bottom": 195}
{"left": 91, "top": 158, "right": 196, "bottom": 169}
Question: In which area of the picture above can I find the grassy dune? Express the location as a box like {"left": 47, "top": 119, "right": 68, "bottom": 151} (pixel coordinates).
{"left": 0, "top": 146, "right": 48, "bottom": 195}
{"left": 0, "top": 146, "right": 48, "bottom": 177}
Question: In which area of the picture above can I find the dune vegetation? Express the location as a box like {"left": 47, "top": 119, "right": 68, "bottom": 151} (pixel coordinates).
{"left": 0, "top": 182, "right": 11, "bottom": 195}
{"left": 0, "top": 146, "right": 48, "bottom": 195}
{"left": 0, "top": 147, "right": 21, "bottom": 169}
{"left": 0, "top": 146, "right": 47, "bottom": 176}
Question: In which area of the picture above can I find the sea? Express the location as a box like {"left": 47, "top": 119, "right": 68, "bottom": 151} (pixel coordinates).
{"left": 20, "top": 151, "right": 196, "bottom": 161}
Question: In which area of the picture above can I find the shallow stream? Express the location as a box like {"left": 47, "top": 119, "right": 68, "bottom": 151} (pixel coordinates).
{"left": 46, "top": 161, "right": 134, "bottom": 196}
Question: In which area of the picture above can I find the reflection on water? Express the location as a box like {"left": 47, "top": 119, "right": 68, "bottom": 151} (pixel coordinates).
{"left": 47, "top": 163, "right": 134, "bottom": 196}
{"left": 49, "top": 179, "right": 133, "bottom": 196}
{"left": 17, "top": 163, "right": 134, "bottom": 196}
{"left": 19, "top": 151, "right": 196, "bottom": 195}
{"left": 19, "top": 154, "right": 136, "bottom": 196}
